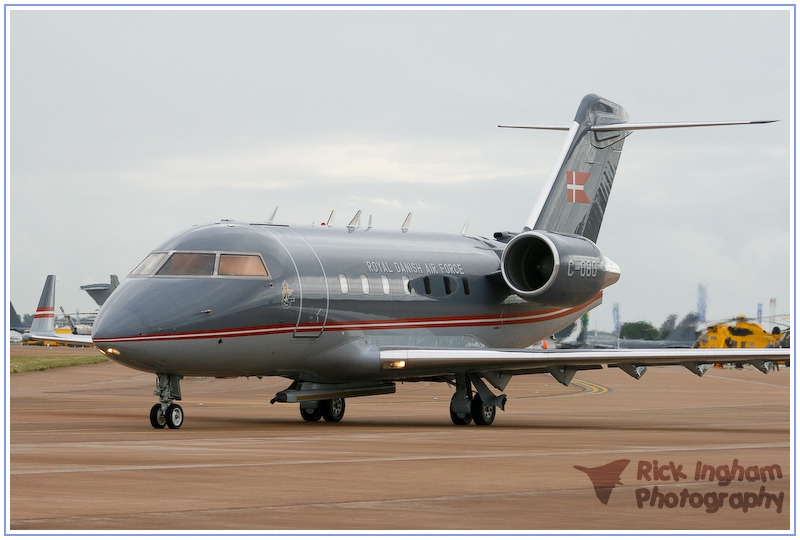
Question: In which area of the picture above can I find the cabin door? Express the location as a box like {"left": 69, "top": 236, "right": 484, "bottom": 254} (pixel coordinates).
{"left": 264, "top": 227, "right": 329, "bottom": 339}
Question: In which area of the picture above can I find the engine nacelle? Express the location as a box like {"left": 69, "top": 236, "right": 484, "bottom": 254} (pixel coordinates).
{"left": 500, "top": 231, "right": 620, "bottom": 307}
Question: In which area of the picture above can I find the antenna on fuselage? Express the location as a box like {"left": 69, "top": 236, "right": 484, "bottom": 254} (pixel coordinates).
{"left": 266, "top": 206, "right": 279, "bottom": 225}
{"left": 347, "top": 210, "right": 362, "bottom": 233}
{"left": 460, "top": 221, "right": 469, "bottom": 236}
{"left": 366, "top": 214, "right": 373, "bottom": 231}
{"left": 401, "top": 213, "right": 413, "bottom": 233}
{"left": 326, "top": 210, "right": 336, "bottom": 227}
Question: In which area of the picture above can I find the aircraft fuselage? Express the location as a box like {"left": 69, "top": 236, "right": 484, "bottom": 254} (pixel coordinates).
{"left": 92, "top": 220, "right": 601, "bottom": 382}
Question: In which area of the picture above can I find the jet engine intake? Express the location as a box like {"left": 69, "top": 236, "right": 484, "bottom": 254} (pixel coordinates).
{"left": 500, "top": 231, "right": 619, "bottom": 307}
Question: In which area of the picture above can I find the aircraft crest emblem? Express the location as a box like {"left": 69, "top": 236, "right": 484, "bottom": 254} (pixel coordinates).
{"left": 281, "top": 281, "right": 295, "bottom": 308}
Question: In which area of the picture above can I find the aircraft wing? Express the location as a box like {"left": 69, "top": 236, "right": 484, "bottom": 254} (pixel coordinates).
{"left": 29, "top": 331, "right": 94, "bottom": 347}
{"left": 380, "top": 347, "right": 789, "bottom": 384}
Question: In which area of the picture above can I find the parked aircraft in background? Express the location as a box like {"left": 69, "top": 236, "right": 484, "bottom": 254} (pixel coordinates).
{"left": 30, "top": 94, "right": 788, "bottom": 429}
{"left": 9, "top": 303, "right": 27, "bottom": 334}
{"left": 81, "top": 275, "right": 119, "bottom": 306}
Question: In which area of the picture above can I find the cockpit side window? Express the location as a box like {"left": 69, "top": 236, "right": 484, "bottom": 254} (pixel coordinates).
{"left": 218, "top": 254, "right": 269, "bottom": 277}
{"left": 131, "top": 252, "right": 168, "bottom": 276}
{"left": 156, "top": 252, "right": 216, "bottom": 276}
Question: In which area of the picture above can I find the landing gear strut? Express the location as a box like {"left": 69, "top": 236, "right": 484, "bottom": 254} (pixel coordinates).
{"left": 150, "top": 373, "right": 184, "bottom": 429}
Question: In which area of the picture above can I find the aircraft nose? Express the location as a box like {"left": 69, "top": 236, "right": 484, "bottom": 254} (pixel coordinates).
{"left": 92, "top": 305, "right": 145, "bottom": 341}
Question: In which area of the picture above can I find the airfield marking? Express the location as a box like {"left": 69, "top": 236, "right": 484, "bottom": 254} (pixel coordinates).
{"left": 10, "top": 441, "right": 787, "bottom": 476}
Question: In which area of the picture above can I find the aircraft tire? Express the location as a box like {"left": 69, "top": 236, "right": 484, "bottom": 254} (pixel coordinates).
{"left": 470, "top": 395, "right": 496, "bottom": 426}
{"left": 165, "top": 403, "right": 184, "bottom": 429}
{"left": 320, "top": 398, "right": 345, "bottom": 422}
{"left": 300, "top": 406, "right": 322, "bottom": 422}
{"left": 449, "top": 393, "right": 472, "bottom": 425}
{"left": 150, "top": 403, "right": 167, "bottom": 429}
{"left": 450, "top": 410, "right": 472, "bottom": 425}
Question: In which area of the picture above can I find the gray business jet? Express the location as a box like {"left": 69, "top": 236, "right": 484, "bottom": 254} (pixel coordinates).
{"left": 29, "top": 94, "right": 788, "bottom": 429}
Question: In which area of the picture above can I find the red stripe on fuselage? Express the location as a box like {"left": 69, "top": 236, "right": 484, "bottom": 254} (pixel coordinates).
{"left": 93, "top": 293, "right": 602, "bottom": 344}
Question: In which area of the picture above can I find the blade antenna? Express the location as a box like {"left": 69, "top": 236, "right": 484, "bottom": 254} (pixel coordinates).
{"left": 401, "top": 213, "right": 413, "bottom": 234}
{"left": 266, "top": 206, "right": 279, "bottom": 225}
{"left": 347, "top": 210, "right": 362, "bottom": 233}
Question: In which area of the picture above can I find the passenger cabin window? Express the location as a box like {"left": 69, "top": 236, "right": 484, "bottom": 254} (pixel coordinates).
{"left": 339, "top": 274, "right": 349, "bottom": 294}
{"left": 381, "top": 275, "right": 391, "bottom": 295}
{"left": 218, "top": 254, "right": 269, "bottom": 276}
{"left": 402, "top": 276, "right": 411, "bottom": 295}
{"left": 156, "top": 252, "right": 216, "bottom": 276}
{"left": 360, "top": 274, "right": 370, "bottom": 294}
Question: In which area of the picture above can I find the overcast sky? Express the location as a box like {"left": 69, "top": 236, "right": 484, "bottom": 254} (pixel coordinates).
{"left": 6, "top": 6, "right": 793, "bottom": 334}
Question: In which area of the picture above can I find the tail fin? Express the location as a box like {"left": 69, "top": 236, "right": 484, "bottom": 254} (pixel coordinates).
{"left": 519, "top": 94, "right": 629, "bottom": 242}
{"left": 503, "top": 94, "right": 776, "bottom": 242}
{"left": 27, "top": 275, "right": 94, "bottom": 346}
{"left": 29, "top": 275, "right": 56, "bottom": 336}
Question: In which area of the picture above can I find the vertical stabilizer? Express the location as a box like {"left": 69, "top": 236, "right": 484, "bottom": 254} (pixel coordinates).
{"left": 30, "top": 275, "right": 56, "bottom": 335}
{"left": 524, "top": 94, "right": 630, "bottom": 242}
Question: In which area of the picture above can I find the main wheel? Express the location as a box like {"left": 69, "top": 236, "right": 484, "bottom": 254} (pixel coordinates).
{"left": 471, "top": 394, "right": 496, "bottom": 426}
{"left": 150, "top": 403, "right": 167, "bottom": 429}
{"left": 165, "top": 403, "right": 184, "bottom": 429}
{"left": 320, "top": 398, "right": 345, "bottom": 422}
{"left": 300, "top": 405, "right": 322, "bottom": 421}
{"left": 449, "top": 394, "right": 472, "bottom": 425}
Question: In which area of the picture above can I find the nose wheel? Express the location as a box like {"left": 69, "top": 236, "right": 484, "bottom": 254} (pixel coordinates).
{"left": 150, "top": 403, "right": 184, "bottom": 429}
{"left": 150, "top": 373, "right": 184, "bottom": 429}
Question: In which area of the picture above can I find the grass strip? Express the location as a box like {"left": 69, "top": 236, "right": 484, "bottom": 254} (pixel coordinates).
{"left": 10, "top": 355, "right": 108, "bottom": 374}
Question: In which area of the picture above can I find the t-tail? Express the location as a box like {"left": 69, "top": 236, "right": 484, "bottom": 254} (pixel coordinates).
{"left": 522, "top": 94, "right": 628, "bottom": 242}
{"left": 501, "top": 94, "right": 777, "bottom": 242}
{"left": 497, "top": 95, "right": 775, "bottom": 307}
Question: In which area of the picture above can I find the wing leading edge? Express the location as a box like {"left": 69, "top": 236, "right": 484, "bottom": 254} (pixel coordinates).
{"left": 380, "top": 347, "right": 789, "bottom": 384}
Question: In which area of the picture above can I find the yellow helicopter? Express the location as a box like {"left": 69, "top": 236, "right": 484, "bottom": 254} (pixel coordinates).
{"left": 694, "top": 315, "right": 788, "bottom": 349}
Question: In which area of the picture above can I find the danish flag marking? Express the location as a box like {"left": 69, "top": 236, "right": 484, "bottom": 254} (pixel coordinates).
{"left": 567, "top": 171, "right": 591, "bottom": 204}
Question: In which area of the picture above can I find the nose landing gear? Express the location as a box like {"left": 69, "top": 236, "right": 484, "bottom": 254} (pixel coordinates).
{"left": 150, "top": 374, "right": 184, "bottom": 429}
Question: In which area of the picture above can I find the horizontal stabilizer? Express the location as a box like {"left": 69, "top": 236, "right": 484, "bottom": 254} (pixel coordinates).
{"left": 592, "top": 120, "right": 778, "bottom": 132}
{"left": 500, "top": 120, "right": 777, "bottom": 132}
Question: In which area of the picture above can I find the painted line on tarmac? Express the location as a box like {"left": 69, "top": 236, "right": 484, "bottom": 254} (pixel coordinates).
{"left": 10, "top": 441, "right": 787, "bottom": 475}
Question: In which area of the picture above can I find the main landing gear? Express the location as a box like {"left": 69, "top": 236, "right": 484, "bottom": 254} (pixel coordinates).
{"left": 299, "top": 398, "right": 346, "bottom": 423}
{"left": 449, "top": 373, "right": 506, "bottom": 426}
{"left": 150, "top": 373, "right": 184, "bottom": 429}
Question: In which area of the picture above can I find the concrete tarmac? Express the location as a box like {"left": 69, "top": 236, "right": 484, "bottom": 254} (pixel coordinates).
{"left": 9, "top": 353, "right": 791, "bottom": 532}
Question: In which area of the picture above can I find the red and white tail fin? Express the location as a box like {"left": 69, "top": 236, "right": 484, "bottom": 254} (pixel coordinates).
{"left": 27, "top": 275, "right": 94, "bottom": 346}
{"left": 29, "top": 275, "right": 56, "bottom": 336}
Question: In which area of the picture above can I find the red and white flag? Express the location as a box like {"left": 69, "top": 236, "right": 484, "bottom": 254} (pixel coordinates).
{"left": 567, "top": 171, "right": 591, "bottom": 204}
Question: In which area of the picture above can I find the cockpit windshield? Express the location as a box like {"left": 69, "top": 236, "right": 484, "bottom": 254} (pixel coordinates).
{"left": 157, "top": 253, "right": 216, "bottom": 276}
{"left": 130, "top": 251, "right": 270, "bottom": 278}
